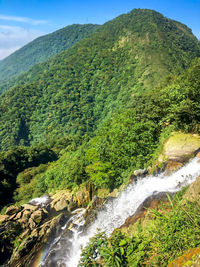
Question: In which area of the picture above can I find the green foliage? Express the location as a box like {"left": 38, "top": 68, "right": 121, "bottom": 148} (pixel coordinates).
{"left": 0, "top": 144, "right": 57, "bottom": 207}
{"left": 12, "top": 58, "right": 200, "bottom": 202}
{"left": 158, "top": 58, "right": 200, "bottom": 132}
{"left": 0, "top": 221, "right": 22, "bottom": 265}
{"left": 0, "top": 24, "right": 99, "bottom": 91}
{"left": 80, "top": 195, "right": 200, "bottom": 266}
{"left": 0, "top": 8, "right": 200, "bottom": 209}
{"left": 0, "top": 9, "right": 199, "bottom": 150}
{"left": 14, "top": 164, "right": 49, "bottom": 203}
{"left": 79, "top": 232, "right": 109, "bottom": 266}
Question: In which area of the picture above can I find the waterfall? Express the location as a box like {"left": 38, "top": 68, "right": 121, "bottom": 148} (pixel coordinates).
{"left": 39, "top": 157, "right": 200, "bottom": 267}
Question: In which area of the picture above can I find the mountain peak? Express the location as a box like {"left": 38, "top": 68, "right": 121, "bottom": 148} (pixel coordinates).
{"left": 0, "top": 9, "right": 199, "bottom": 150}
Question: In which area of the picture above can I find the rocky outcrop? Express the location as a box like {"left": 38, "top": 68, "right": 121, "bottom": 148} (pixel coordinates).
{"left": 50, "top": 190, "right": 75, "bottom": 212}
{"left": 9, "top": 213, "right": 67, "bottom": 267}
{"left": 183, "top": 175, "right": 200, "bottom": 204}
{"left": 151, "top": 132, "right": 200, "bottom": 175}
{"left": 159, "top": 132, "right": 200, "bottom": 163}
{"left": 0, "top": 185, "right": 95, "bottom": 266}
{"left": 76, "top": 183, "right": 93, "bottom": 207}
{"left": 5, "top": 206, "right": 22, "bottom": 216}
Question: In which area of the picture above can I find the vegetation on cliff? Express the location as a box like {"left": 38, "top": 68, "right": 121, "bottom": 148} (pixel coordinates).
{"left": 80, "top": 190, "right": 200, "bottom": 266}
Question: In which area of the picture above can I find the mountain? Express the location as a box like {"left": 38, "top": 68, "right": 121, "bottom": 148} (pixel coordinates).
{"left": 1, "top": 8, "right": 200, "bottom": 267}
{"left": 0, "top": 9, "right": 199, "bottom": 152}
{"left": 0, "top": 24, "right": 99, "bottom": 86}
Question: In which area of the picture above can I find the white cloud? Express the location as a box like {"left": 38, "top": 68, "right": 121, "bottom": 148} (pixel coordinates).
{"left": 194, "top": 30, "right": 200, "bottom": 40}
{"left": 0, "top": 25, "right": 43, "bottom": 60}
{"left": 0, "top": 46, "right": 21, "bottom": 60}
{"left": 0, "top": 14, "right": 48, "bottom": 25}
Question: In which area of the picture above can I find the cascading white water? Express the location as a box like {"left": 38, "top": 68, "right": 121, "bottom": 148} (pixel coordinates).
{"left": 41, "top": 157, "right": 200, "bottom": 267}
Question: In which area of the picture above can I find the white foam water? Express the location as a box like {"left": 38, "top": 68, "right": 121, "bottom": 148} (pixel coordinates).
{"left": 41, "top": 157, "right": 200, "bottom": 267}
{"left": 29, "top": 195, "right": 51, "bottom": 207}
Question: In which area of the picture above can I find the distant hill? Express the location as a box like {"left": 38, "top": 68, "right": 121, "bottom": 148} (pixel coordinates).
{"left": 0, "top": 24, "right": 99, "bottom": 85}
{"left": 0, "top": 9, "right": 199, "bottom": 151}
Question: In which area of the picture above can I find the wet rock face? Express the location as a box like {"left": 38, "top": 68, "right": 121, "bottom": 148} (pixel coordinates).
{"left": 164, "top": 160, "right": 183, "bottom": 175}
{"left": 120, "top": 192, "right": 173, "bottom": 229}
{"left": 129, "top": 168, "right": 148, "bottom": 182}
{"left": 76, "top": 183, "right": 93, "bottom": 207}
{"left": 133, "top": 168, "right": 148, "bottom": 177}
{"left": 0, "top": 201, "right": 51, "bottom": 266}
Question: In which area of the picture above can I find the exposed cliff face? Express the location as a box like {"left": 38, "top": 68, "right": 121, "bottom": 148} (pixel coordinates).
{"left": 159, "top": 132, "right": 200, "bottom": 163}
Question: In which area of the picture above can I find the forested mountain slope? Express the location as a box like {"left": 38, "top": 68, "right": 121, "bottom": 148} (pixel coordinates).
{"left": 3, "top": 54, "right": 200, "bottom": 208}
{"left": 0, "top": 9, "right": 199, "bottom": 151}
{"left": 0, "top": 24, "right": 99, "bottom": 88}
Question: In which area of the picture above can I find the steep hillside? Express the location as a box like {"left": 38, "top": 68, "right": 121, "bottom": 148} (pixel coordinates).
{"left": 1, "top": 47, "right": 200, "bottom": 209}
{"left": 0, "top": 24, "right": 99, "bottom": 88}
{"left": 14, "top": 58, "right": 200, "bottom": 200}
{"left": 0, "top": 9, "right": 199, "bottom": 151}
{"left": 1, "top": 54, "right": 200, "bottom": 262}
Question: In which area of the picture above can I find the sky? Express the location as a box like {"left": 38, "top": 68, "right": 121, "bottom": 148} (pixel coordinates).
{"left": 0, "top": 0, "right": 199, "bottom": 60}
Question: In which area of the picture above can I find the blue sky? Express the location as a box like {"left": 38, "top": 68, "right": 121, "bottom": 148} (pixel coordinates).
{"left": 0, "top": 0, "right": 199, "bottom": 59}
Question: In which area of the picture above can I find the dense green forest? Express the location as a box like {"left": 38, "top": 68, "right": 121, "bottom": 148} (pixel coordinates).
{"left": 0, "top": 9, "right": 199, "bottom": 152}
{"left": 0, "top": 8, "right": 200, "bottom": 266}
{"left": 1, "top": 52, "right": 200, "bottom": 208}
{"left": 0, "top": 9, "right": 200, "bottom": 207}
{"left": 11, "top": 57, "right": 200, "bottom": 205}
{"left": 0, "top": 24, "right": 99, "bottom": 93}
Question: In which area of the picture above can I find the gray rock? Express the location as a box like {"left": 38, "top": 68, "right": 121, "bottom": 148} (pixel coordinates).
{"left": 133, "top": 168, "right": 147, "bottom": 177}
{"left": 53, "top": 198, "right": 69, "bottom": 212}
{"left": 31, "top": 210, "right": 44, "bottom": 224}
{"left": 0, "top": 214, "right": 9, "bottom": 223}
{"left": 28, "top": 218, "right": 36, "bottom": 230}
{"left": 5, "top": 205, "right": 21, "bottom": 215}
{"left": 22, "top": 204, "right": 38, "bottom": 211}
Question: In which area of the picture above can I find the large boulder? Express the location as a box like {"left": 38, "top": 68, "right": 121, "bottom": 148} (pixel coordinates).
{"left": 159, "top": 132, "right": 200, "bottom": 163}
{"left": 53, "top": 198, "right": 69, "bottom": 212}
{"left": 51, "top": 190, "right": 76, "bottom": 212}
{"left": 31, "top": 210, "right": 44, "bottom": 224}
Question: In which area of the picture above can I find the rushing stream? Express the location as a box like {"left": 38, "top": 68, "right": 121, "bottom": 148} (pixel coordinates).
{"left": 36, "top": 157, "right": 200, "bottom": 267}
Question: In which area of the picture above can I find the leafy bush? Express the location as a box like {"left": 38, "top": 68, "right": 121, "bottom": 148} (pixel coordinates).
{"left": 80, "top": 193, "right": 200, "bottom": 266}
